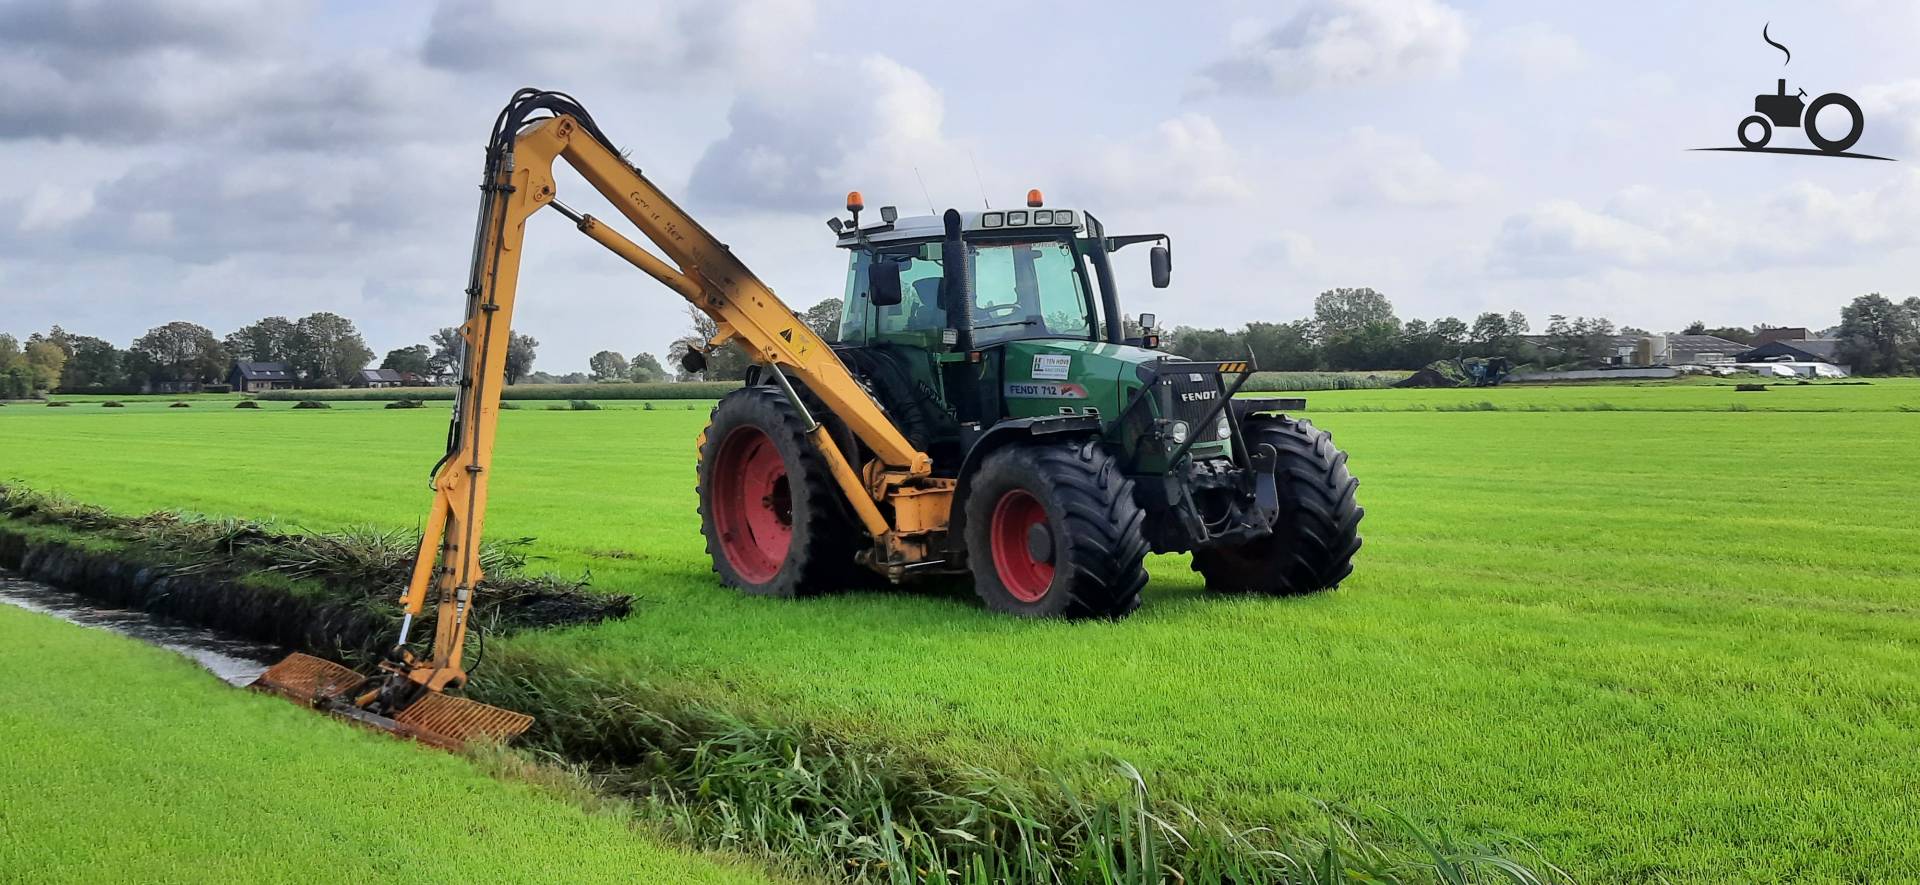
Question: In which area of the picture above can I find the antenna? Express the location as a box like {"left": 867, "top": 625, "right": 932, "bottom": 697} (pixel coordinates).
{"left": 968, "top": 150, "right": 991, "bottom": 210}
{"left": 912, "top": 166, "right": 936, "bottom": 215}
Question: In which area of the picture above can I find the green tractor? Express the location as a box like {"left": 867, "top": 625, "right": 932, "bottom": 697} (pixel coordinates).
{"left": 701, "top": 196, "right": 1362, "bottom": 618}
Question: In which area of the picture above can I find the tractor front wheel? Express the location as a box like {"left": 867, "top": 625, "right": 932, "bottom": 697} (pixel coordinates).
{"left": 964, "top": 440, "right": 1148, "bottom": 618}
{"left": 1192, "top": 415, "right": 1362, "bottom": 596}
{"left": 697, "top": 387, "right": 861, "bottom": 597}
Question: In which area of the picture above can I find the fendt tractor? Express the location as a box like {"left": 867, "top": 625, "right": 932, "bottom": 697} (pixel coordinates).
{"left": 255, "top": 90, "right": 1363, "bottom": 747}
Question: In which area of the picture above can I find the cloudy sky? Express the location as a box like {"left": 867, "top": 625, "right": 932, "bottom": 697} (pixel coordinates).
{"left": 5, "top": 0, "right": 1920, "bottom": 371}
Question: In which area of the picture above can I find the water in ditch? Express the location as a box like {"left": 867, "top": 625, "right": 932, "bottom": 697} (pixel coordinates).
{"left": 0, "top": 568, "right": 285, "bottom": 685}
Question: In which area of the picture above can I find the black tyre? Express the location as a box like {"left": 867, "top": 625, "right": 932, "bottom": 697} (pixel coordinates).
{"left": 1192, "top": 416, "right": 1362, "bottom": 595}
{"left": 1805, "top": 93, "right": 1863, "bottom": 153}
{"left": 696, "top": 386, "right": 862, "bottom": 597}
{"left": 1738, "top": 114, "right": 1772, "bottom": 149}
{"left": 963, "top": 439, "right": 1147, "bottom": 618}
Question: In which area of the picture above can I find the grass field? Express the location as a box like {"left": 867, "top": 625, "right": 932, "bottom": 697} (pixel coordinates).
{"left": 0, "top": 604, "right": 783, "bottom": 885}
{"left": 4, "top": 380, "right": 1918, "bottom": 881}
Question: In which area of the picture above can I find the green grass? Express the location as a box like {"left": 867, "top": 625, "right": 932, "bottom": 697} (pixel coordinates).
{"left": 5, "top": 383, "right": 1920, "bottom": 881}
{"left": 0, "top": 605, "right": 785, "bottom": 885}
{"left": 1270, "top": 377, "right": 1918, "bottom": 413}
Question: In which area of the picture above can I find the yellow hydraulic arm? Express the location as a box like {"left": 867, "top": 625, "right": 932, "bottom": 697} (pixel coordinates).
{"left": 391, "top": 91, "right": 933, "bottom": 693}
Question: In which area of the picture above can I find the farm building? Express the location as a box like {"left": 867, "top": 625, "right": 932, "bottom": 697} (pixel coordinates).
{"left": 1735, "top": 338, "right": 1844, "bottom": 366}
{"left": 228, "top": 361, "right": 295, "bottom": 393}
{"left": 1750, "top": 327, "right": 1812, "bottom": 346}
{"left": 1524, "top": 333, "right": 1752, "bottom": 367}
{"left": 356, "top": 368, "right": 405, "bottom": 388}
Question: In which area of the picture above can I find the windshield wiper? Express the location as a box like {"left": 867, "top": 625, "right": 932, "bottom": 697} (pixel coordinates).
{"left": 971, "top": 318, "right": 1039, "bottom": 331}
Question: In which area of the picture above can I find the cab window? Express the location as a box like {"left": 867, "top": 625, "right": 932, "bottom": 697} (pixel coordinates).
{"left": 969, "top": 240, "right": 1092, "bottom": 345}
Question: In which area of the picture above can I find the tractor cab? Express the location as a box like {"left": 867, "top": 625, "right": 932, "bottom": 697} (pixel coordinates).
{"left": 828, "top": 194, "right": 1212, "bottom": 471}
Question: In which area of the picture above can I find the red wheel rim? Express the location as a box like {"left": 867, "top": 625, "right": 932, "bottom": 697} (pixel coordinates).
{"left": 989, "top": 489, "right": 1054, "bottom": 603}
{"left": 711, "top": 426, "right": 792, "bottom": 583}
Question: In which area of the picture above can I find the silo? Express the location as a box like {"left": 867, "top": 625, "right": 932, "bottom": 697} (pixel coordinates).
{"left": 1637, "top": 335, "right": 1668, "bottom": 366}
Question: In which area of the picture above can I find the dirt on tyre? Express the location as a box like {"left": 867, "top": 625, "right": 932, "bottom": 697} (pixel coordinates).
{"left": 1192, "top": 415, "right": 1362, "bottom": 595}
{"left": 697, "top": 386, "right": 861, "bottom": 597}
{"left": 964, "top": 439, "right": 1147, "bottom": 618}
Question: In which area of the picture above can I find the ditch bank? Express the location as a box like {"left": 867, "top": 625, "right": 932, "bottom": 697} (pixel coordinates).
{"left": 0, "top": 484, "right": 1565, "bottom": 884}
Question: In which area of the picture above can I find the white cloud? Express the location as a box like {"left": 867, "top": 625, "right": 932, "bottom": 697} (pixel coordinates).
{"left": 1490, "top": 173, "right": 1920, "bottom": 277}
{"left": 1197, "top": 0, "right": 1469, "bottom": 95}
{"left": 1487, "top": 22, "right": 1585, "bottom": 78}
{"left": 1337, "top": 127, "right": 1486, "bottom": 208}
{"left": 423, "top": 0, "right": 814, "bottom": 84}
{"left": 1068, "top": 114, "right": 1247, "bottom": 208}
{"left": 1858, "top": 80, "right": 1920, "bottom": 156}
{"left": 16, "top": 183, "right": 94, "bottom": 233}
{"left": 687, "top": 54, "right": 956, "bottom": 212}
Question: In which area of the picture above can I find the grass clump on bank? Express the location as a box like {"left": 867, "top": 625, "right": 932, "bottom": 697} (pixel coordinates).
{"left": 0, "top": 484, "right": 627, "bottom": 664}
{"left": 0, "top": 606, "right": 785, "bottom": 885}
{"left": 481, "top": 658, "right": 1565, "bottom": 885}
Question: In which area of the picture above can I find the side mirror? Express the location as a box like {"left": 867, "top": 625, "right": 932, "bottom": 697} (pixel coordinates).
{"left": 1149, "top": 245, "right": 1172, "bottom": 289}
{"left": 870, "top": 259, "right": 904, "bottom": 306}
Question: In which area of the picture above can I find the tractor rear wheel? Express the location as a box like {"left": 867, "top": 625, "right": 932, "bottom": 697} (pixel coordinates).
{"left": 964, "top": 439, "right": 1148, "bottom": 618}
{"left": 1192, "top": 416, "right": 1362, "bottom": 595}
{"left": 697, "top": 387, "right": 861, "bottom": 597}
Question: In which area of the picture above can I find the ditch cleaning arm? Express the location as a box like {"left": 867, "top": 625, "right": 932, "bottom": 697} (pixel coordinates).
{"left": 393, "top": 90, "right": 930, "bottom": 692}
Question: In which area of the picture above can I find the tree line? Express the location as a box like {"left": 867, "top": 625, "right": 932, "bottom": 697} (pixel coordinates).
{"left": 0, "top": 314, "right": 383, "bottom": 397}
{"left": 1163, "top": 288, "right": 1917, "bottom": 376}
{"left": 0, "top": 311, "right": 680, "bottom": 397}
{"left": 5, "top": 289, "right": 1914, "bottom": 399}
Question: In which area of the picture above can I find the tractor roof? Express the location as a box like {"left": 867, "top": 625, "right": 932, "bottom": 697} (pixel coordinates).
{"left": 835, "top": 208, "right": 1085, "bottom": 248}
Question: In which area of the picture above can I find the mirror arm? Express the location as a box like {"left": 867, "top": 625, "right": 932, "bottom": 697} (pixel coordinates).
{"left": 1105, "top": 233, "right": 1171, "bottom": 254}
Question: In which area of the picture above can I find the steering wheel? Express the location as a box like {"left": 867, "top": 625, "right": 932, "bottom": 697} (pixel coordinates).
{"left": 981, "top": 303, "right": 1024, "bottom": 320}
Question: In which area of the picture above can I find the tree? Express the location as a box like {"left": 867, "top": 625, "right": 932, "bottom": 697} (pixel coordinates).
{"left": 381, "top": 344, "right": 431, "bottom": 377}
{"left": 287, "top": 312, "right": 373, "bottom": 387}
{"left": 59, "top": 335, "right": 124, "bottom": 391}
{"left": 628, "top": 352, "right": 666, "bottom": 382}
{"left": 0, "top": 334, "right": 30, "bottom": 398}
{"left": 1312, "top": 287, "right": 1397, "bottom": 340}
{"left": 1309, "top": 288, "right": 1400, "bottom": 370}
{"left": 588, "top": 349, "right": 629, "bottom": 382}
{"left": 1470, "top": 312, "right": 1514, "bottom": 352}
{"left": 130, "top": 321, "right": 227, "bottom": 386}
{"left": 802, "top": 298, "right": 843, "bottom": 341}
{"left": 1682, "top": 320, "right": 1708, "bottom": 335}
{"left": 428, "top": 327, "right": 464, "bottom": 378}
{"left": 670, "top": 306, "right": 750, "bottom": 380}
{"left": 1242, "top": 321, "right": 1316, "bottom": 371}
{"left": 22, "top": 340, "right": 67, "bottom": 391}
{"left": 1837, "top": 293, "right": 1917, "bottom": 375}
{"left": 224, "top": 316, "right": 297, "bottom": 363}
{"left": 1166, "top": 326, "right": 1244, "bottom": 361}
{"left": 505, "top": 333, "right": 539, "bottom": 384}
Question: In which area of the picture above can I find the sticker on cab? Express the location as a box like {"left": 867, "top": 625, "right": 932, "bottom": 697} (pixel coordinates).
{"left": 1031, "top": 353, "right": 1072, "bottom": 380}
{"left": 1006, "top": 382, "right": 1088, "bottom": 399}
